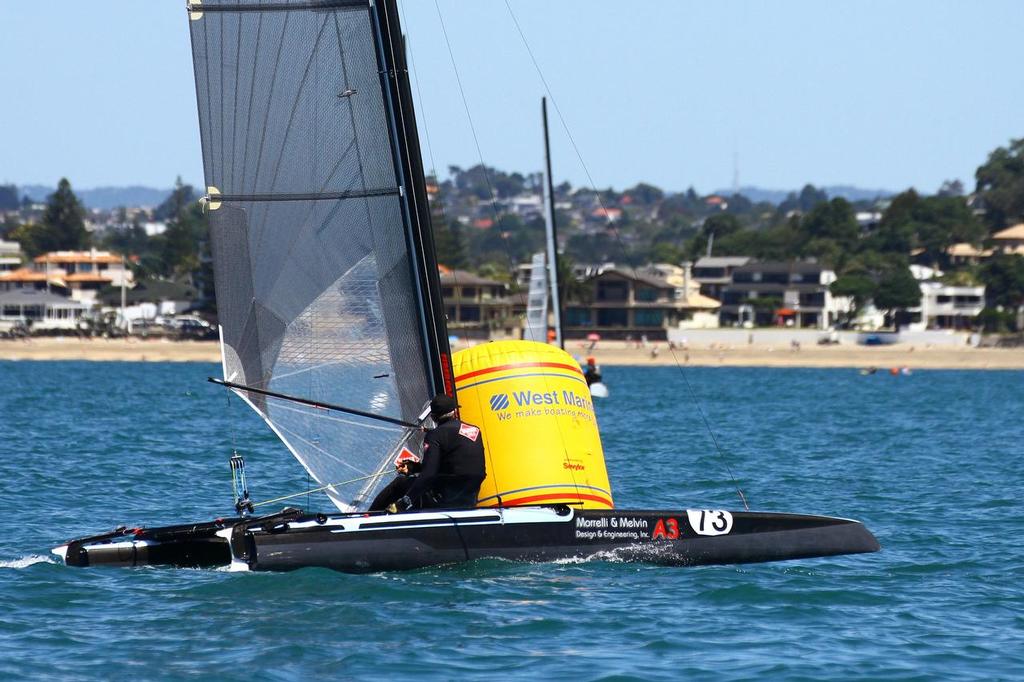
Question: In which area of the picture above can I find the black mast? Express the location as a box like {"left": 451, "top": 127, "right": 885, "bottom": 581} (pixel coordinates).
{"left": 542, "top": 97, "right": 564, "bottom": 349}
{"left": 371, "top": 0, "right": 456, "bottom": 398}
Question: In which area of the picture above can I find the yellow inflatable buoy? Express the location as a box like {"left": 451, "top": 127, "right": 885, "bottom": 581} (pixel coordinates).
{"left": 452, "top": 340, "right": 614, "bottom": 509}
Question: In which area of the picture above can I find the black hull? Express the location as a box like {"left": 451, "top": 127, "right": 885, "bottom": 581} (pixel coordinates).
{"left": 54, "top": 507, "right": 880, "bottom": 573}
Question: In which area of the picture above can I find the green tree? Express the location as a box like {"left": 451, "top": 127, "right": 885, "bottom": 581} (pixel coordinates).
{"left": 565, "top": 231, "right": 615, "bottom": 264}
{"left": 779, "top": 184, "right": 828, "bottom": 214}
{"left": 30, "top": 178, "right": 89, "bottom": 255}
{"left": 801, "top": 198, "right": 859, "bottom": 252}
{"left": 874, "top": 267, "right": 921, "bottom": 317}
{"left": 979, "top": 254, "right": 1024, "bottom": 309}
{"left": 648, "top": 240, "right": 684, "bottom": 264}
{"left": 688, "top": 213, "right": 742, "bottom": 258}
{"left": 913, "top": 195, "right": 985, "bottom": 267}
{"left": 159, "top": 201, "right": 208, "bottom": 282}
{"left": 433, "top": 216, "right": 469, "bottom": 270}
{"left": 8, "top": 222, "right": 46, "bottom": 257}
{"left": 11, "top": 179, "right": 89, "bottom": 256}
{"left": 153, "top": 177, "right": 197, "bottom": 221}
{"left": 555, "top": 254, "right": 592, "bottom": 307}
{"left": 830, "top": 273, "right": 876, "bottom": 322}
{"left": 975, "top": 137, "right": 1024, "bottom": 229}
{"left": 623, "top": 182, "right": 664, "bottom": 205}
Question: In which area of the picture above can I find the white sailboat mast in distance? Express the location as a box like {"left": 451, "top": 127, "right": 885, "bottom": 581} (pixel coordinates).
{"left": 542, "top": 97, "right": 562, "bottom": 348}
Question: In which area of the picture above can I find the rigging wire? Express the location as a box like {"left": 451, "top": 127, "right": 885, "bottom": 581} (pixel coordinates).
{"left": 431, "top": 0, "right": 588, "bottom": 505}
{"left": 502, "top": 1, "right": 750, "bottom": 509}
{"left": 250, "top": 472, "right": 388, "bottom": 509}
{"left": 432, "top": 0, "right": 504, "bottom": 230}
{"left": 399, "top": 0, "right": 508, "bottom": 499}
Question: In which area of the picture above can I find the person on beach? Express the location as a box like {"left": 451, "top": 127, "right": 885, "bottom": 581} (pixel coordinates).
{"left": 395, "top": 394, "right": 486, "bottom": 511}
{"left": 369, "top": 449, "right": 425, "bottom": 512}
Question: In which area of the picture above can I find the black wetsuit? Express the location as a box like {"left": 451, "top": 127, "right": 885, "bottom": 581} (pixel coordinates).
{"left": 584, "top": 366, "right": 602, "bottom": 386}
{"left": 403, "top": 418, "right": 486, "bottom": 509}
{"left": 369, "top": 475, "right": 419, "bottom": 512}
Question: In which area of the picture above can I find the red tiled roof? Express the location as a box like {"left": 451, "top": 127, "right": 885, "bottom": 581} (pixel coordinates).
{"left": 0, "top": 268, "right": 54, "bottom": 283}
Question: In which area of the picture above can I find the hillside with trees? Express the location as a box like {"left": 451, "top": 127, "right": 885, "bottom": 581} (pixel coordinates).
{"left": 3, "top": 137, "right": 1022, "bottom": 330}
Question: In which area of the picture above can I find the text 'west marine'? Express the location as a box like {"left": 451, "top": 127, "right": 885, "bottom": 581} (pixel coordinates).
{"left": 511, "top": 390, "right": 593, "bottom": 412}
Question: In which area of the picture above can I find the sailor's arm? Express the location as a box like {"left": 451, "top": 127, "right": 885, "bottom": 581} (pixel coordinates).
{"left": 399, "top": 433, "right": 441, "bottom": 507}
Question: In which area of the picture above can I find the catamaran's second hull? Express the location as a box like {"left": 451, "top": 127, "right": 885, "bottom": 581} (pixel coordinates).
{"left": 53, "top": 506, "right": 879, "bottom": 573}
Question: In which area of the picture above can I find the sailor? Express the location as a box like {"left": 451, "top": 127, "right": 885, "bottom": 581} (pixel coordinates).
{"left": 369, "top": 450, "right": 424, "bottom": 512}
{"left": 395, "top": 394, "right": 486, "bottom": 511}
{"left": 583, "top": 357, "right": 602, "bottom": 386}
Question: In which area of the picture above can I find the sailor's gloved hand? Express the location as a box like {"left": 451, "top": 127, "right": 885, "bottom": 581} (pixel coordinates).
{"left": 395, "top": 495, "right": 413, "bottom": 512}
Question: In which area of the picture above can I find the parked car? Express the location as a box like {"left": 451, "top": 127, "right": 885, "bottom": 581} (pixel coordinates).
{"left": 171, "top": 316, "right": 217, "bottom": 340}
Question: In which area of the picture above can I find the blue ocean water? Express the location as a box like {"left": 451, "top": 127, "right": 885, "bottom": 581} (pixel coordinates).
{"left": 1, "top": 361, "right": 1022, "bottom": 681}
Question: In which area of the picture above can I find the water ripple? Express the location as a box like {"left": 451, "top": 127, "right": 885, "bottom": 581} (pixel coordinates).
{"left": 1, "top": 363, "right": 1023, "bottom": 680}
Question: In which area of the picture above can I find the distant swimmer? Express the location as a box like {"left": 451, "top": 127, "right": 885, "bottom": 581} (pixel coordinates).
{"left": 583, "top": 357, "right": 603, "bottom": 386}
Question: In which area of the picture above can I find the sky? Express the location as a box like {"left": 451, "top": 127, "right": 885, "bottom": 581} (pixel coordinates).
{"left": 2, "top": 0, "right": 1022, "bottom": 196}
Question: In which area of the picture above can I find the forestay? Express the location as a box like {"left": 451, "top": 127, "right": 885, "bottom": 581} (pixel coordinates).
{"left": 188, "top": 0, "right": 437, "bottom": 510}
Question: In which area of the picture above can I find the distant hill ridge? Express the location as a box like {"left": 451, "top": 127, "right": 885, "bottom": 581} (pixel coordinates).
{"left": 19, "top": 184, "right": 185, "bottom": 210}
{"left": 712, "top": 185, "right": 894, "bottom": 204}
{"left": 17, "top": 182, "right": 895, "bottom": 210}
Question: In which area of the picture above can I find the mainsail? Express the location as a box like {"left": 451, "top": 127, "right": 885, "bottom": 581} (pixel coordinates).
{"left": 187, "top": 0, "right": 451, "bottom": 511}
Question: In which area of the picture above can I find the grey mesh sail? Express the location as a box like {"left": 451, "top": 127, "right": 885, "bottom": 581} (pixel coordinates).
{"left": 188, "top": 0, "right": 437, "bottom": 511}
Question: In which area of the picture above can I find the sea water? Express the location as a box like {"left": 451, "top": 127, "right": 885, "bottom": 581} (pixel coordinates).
{"left": 1, "top": 361, "right": 1022, "bottom": 680}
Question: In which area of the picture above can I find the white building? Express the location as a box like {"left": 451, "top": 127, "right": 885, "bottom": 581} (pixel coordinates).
{"left": 0, "top": 289, "right": 88, "bottom": 333}
{"left": 906, "top": 282, "right": 985, "bottom": 331}
{"left": 0, "top": 240, "right": 22, "bottom": 272}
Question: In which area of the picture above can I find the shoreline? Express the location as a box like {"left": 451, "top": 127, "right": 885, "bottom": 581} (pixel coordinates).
{"left": 1, "top": 337, "right": 1021, "bottom": 369}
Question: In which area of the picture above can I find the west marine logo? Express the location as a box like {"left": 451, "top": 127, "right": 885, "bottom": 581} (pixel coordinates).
{"left": 489, "top": 393, "right": 510, "bottom": 411}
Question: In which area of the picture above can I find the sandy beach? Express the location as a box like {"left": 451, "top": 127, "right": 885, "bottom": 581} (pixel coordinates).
{"left": 1, "top": 337, "right": 1021, "bottom": 369}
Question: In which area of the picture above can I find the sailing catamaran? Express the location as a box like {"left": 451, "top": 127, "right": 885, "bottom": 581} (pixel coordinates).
{"left": 52, "top": 0, "right": 878, "bottom": 573}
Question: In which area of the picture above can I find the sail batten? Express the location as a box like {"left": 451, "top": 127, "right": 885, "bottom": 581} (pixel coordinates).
{"left": 208, "top": 187, "right": 399, "bottom": 202}
{"left": 189, "top": 0, "right": 441, "bottom": 510}
{"left": 190, "top": 1, "right": 369, "bottom": 14}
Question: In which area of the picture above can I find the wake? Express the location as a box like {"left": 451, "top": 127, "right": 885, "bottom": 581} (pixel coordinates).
{"left": 0, "top": 555, "right": 58, "bottom": 569}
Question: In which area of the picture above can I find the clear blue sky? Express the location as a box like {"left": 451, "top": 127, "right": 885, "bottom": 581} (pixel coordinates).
{"left": 2, "top": 0, "right": 1022, "bottom": 196}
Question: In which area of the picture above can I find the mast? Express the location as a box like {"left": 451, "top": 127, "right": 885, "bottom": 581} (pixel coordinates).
{"left": 541, "top": 97, "right": 564, "bottom": 349}
{"left": 368, "top": 0, "right": 456, "bottom": 395}
{"left": 371, "top": 0, "right": 456, "bottom": 398}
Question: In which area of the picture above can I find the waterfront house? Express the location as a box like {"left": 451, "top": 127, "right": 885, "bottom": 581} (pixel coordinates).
{"left": 563, "top": 268, "right": 719, "bottom": 341}
{"left": 0, "top": 240, "right": 22, "bottom": 272}
{"left": 0, "top": 267, "right": 67, "bottom": 294}
{"left": 719, "top": 261, "right": 850, "bottom": 329}
{"left": 991, "top": 223, "right": 1024, "bottom": 255}
{"left": 32, "top": 250, "right": 134, "bottom": 305}
{"left": 0, "top": 289, "right": 88, "bottom": 333}
{"left": 904, "top": 282, "right": 985, "bottom": 331}
{"left": 692, "top": 256, "right": 751, "bottom": 300}
{"left": 439, "top": 268, "right": 513, "bottom": 339}
{"left": 946, "top": 243, "right": 993, "bottom": 266}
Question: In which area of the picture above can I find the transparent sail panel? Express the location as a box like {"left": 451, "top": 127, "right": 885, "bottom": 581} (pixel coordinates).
{"left": 190, "top": 0, "right": 432, "bottom": 509}
{"left": 524, "top": 252, "right": 548, "bottom": 343}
